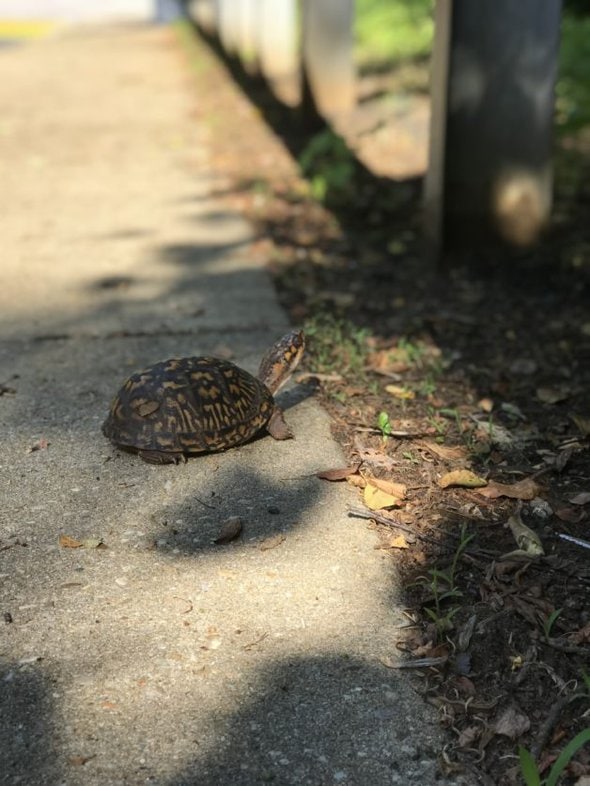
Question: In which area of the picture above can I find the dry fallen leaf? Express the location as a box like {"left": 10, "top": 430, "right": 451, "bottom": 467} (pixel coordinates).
{"left": 317, "top": 464, "right": 360, "bottom": 481}
{"left": 213, "top": 516, "right": 242, "bottom": 545}
{"left": 536, "top": 385, "right": 571, "bottom": 404}
{"left": 478, "top": 397, "right": 494, "bottom": 413}
{"left": 59, "top": 534, "right": 83, "bottom": 549}
{"left": 388, "top": 534, "right": 409, "bottom": 549}
{"left": 417, "top": 440, "right": 468, "bottom": 461}
{"left": 457, "top": 725, "right": 481, "bottom": 748}
{"left": 493, "top": 706, "right": 530, "bottom": 739}
{"left": 385, "top": 384, "right": 415, "bottom": 400}
{"left": 568, "top": 492, "right": 590, "bottom": 506}
{"left": 364, "top": 484, "right": 402, "bottom": 510}
{"left": 366, "top": 477, "right": 407, "bottom": 499}
{"left": 505, "top": 513, "right": 544, "bottom": 557}
{"left": 258, "top": 534, "right": 286, "bottom": 551}
{"left": 438, "top": 470, "right": 487, "bottom": 489}
{"left": 555, "top": 506, "right": 586, "bottom": 524}
{"left": 477, "top": 477, "right": 540, "bottom": 500}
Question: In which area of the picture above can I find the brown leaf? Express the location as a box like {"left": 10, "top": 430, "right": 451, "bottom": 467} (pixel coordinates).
{"left": 555, "top": 506, "right": 586, "bottom": 523}
{"left": 68, "top": 755, "right": 95, "bottom": 767}
{"left": 213, "top": 516, "right": 242, "bottom": 545}
{"left": 317, "top": 463, "right": 360, "bottom": 481}
{"left": 366, "top": 477, "right": 407, "bottom": 499}
{"left": 536, "top": 385, "right": 571, "bottom": 404}
{"left": 439, "top": 469, "right": 487, "bottom": 489}
{"left": 568, "top": 492, "right": 590, "bottom": 506}
{"left": 59, "top": 534, "right": 83, "bottom": 549}
{"left": 457, "top": 725, "right": 481, "bottom": 748}
{"left": 417, "top": 440, "right": 468, "bottom": 461}
{"left": 493, "top": 706, "right": 530, "bottom": 739}
{"left": 477, "top": 477, "right": 540, "bottom": 500}
{"left": 258, "top": 534, "right": 286, "bottom": 551}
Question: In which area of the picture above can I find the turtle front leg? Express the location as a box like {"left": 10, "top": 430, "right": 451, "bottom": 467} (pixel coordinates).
{"left": 138, "top": 449, "right": 186, "bottom": 464}
{"left": 267, "top": 406, "right": 293, "bottom": 440}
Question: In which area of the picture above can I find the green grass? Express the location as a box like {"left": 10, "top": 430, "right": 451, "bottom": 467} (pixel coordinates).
{"left": 355, "top": 0, "right": 434, "bottom": 67}
{"left": 354, "top": 0, "right": 590, "bottom": 133}
{"left": 557, "top": 14, "right": 590, "bottom": 133}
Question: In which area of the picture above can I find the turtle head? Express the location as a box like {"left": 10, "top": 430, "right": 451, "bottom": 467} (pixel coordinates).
{"left": 258, "top": 329, "right": 305, "bottom": 395}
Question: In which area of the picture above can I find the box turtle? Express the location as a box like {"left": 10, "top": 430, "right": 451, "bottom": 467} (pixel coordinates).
{"left": 102, "top": 330, "right": 305, "bottom": 464}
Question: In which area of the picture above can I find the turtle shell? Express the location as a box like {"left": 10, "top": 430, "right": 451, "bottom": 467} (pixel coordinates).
{"left": 102, "top": 356, "right": 274, "bottom": 455}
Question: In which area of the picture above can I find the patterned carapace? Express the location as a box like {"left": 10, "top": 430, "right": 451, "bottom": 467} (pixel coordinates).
{"left": 102, "top": 330, "right": 304, "bottom": 463}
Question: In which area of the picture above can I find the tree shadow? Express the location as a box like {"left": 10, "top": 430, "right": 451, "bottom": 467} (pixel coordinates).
{"left": 164, "top": 653, "right": 447, "bottom": 786}
{"left": 0, "top": 663, "right": 60, "bottom": 785}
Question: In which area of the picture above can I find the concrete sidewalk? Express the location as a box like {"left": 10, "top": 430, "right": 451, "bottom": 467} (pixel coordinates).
{"left": 0, "top": 24, "right": 463, "bottom": 786}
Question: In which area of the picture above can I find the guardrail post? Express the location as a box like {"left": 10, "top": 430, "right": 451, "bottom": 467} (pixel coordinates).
{"left": 301, "top": 0, "right": 355, "bottom": 116}
{"left": 424, "top": 0, "right": 562, "bottom": 261}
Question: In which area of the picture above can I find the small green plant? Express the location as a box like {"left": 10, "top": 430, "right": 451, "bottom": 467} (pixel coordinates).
{"left": 415, "top": 523, "right": 475, "bottom": 639}
{"left": 304, "top": 315, "right": 371, "bottom": 377}
{"left": 519, "top": 727, "right": 590, "bottom": 786}
{"left": 298, "top": 130, "right": 356, "bottom": 205}
{"left": 542, "top": 608, "right": 562, "bottom": 640}
{"left": 377, "top": 411, "right": 393, "bottom": 445}
{"left": 377, "top": 411, "right": 392, "bottom": 437}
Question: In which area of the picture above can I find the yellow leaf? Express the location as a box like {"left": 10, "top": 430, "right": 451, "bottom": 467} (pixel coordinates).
{"left": 385, "top": 384, "right": 415, "bottom": 400}
{"left": 389, "top": 534, "right": 409, "bottom": 549}
{"left": 366, "top": 477, "right": 407, "bottom": 499}
{"left": 438, "top": 470, "right": 487, "bottom": 489}
{"left": 364, "top": 484, "right": 402, "bottom": 510}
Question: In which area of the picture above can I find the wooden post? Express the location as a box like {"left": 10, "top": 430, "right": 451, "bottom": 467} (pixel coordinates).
{"left": 258, "top": 0, "right": 298, "bottom": 102}
{"left": 217, "top": 0, "right": 240, "bottom": 53}
{"left": 424, "top": 0, "right": 562, "bottom": 260}
{"left": 236, "top": 0, "right": 259, "bottom": 71}
{"left": 301, "top": 0, "right": 355, "bottom": 117}
{"left": 188, "top": 0, "right": 217, "bottom": 35}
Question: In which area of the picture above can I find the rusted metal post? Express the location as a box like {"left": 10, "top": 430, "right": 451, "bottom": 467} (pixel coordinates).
{"left": 424, "top": 0, "right": 562, "bottom": 262}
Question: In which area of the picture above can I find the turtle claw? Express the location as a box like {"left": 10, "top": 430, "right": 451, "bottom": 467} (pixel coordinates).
{"left": 267, "top": 407, "right": 294, "bottom": 441}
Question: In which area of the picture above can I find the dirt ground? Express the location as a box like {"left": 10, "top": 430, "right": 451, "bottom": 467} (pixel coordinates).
{"left": 176, "top": 24, "right": 590, "bottom": 786}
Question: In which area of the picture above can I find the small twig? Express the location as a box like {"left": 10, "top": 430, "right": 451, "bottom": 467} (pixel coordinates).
{"left": 354, "top": 426, "right": 424, "bottom": 438}
{"left": 530, "top": 692, "right": 588, "bottom": 760}
{"left": 348, "top": 506, "right": 433, "bottom": 541}
{"left": 557, "top": 532, "right": 590, "bottom": 551}
{"left": 542, "top": 638, "right": 590, "bottom": 656}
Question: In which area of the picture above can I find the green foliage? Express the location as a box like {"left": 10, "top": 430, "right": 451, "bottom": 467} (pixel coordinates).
{"left": 414, "top": 523, "right": 474, "bottom": 639}
{"left": 557, "top": 14, "right": 590, "bottom": 133}
{"left": 355, "top": 0, "right": 434, "bottom": 66}
{"left": 519, "top": 728, "right": 590, "bottom": 786}
{"left": 542, "top": 608, "right": 562, "bottom": 639}
{"left": 304, "top": 315, "right": 370, "bottom": 376}
{"left": 377, "top": 411, "right": 393, "bottom": 441}
{"left": 298, "top": 130, "right": 356, "bottom": 205}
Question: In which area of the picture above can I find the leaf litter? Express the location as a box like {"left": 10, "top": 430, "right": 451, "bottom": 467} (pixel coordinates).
{"left": 187, "top": 38, "right": 590, "bottom": 783}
